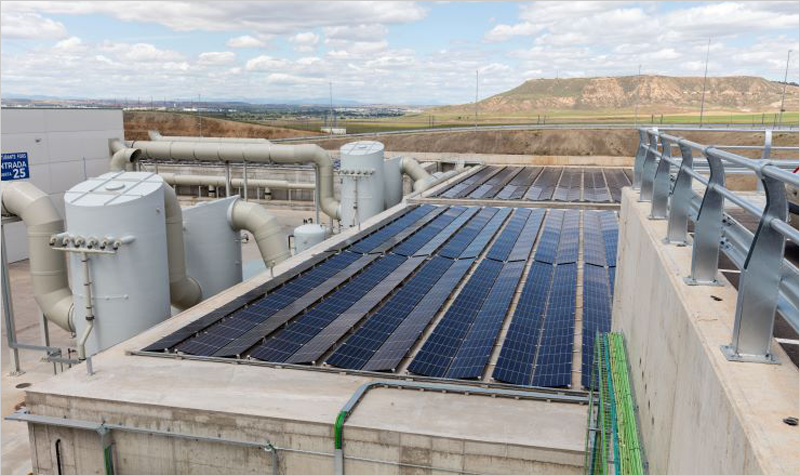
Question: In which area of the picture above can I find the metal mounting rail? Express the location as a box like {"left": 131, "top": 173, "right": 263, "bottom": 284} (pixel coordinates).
{"left": 633, "top": 128, "right": 799, "bottom": 364}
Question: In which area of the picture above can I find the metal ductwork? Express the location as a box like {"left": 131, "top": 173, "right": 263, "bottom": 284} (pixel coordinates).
{"left": 227, "top": 199, "right": 290, "bottom": 267}
{"left": 400, "top": 156, "right": 438, "bottom": 192}
{"left": 158, "top": 172, "right": 314, "bottom": 191}
{"left": 123, "top": 140, "right": 342, "bottom": 220}
{"left": 148, "top": 130, "right": 271, "bottom": 144}
{"left": 1, "top": 182, "right": 74, "bottom": 332}
{"left": 162, "top": 184, "right": 203, "bottom": 311}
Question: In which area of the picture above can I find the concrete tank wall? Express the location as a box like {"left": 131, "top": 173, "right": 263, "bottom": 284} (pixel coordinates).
{"left": 612, "top": 187, "right": 799, "bottom": 475}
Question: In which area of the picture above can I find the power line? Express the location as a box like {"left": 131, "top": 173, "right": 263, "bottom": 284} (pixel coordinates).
{"left": 699, "top": 38, "right": 711, "bottom": 127}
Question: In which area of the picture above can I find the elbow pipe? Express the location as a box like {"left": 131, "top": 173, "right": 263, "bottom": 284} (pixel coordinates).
{"left": 162, "top": 185, "right": 203, "bottom": 310}
{"left": 400, "top": 157, "right": 437, "bottom": 192}
{"left": 227, "top": 199, "right": 290, "bottom": 268}
{"left": 109, "top": 139, "right": 141, "bottom": 172}
{"left": 128, "top": 140, "right": 341, "bottom": 220}
{"left": 1, "top": 182, "right": 74, "bottom": 332}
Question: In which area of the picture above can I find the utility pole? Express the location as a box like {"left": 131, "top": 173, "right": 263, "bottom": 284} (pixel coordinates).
{"left": 474, "top": 70, "right": 479, "bottom": 131}
{"left": 778, "top": 49, "right": 792, "bottom": 128}
{"left": 197, "top": 93, "right": 202, "bottom": 137}
{"left": 699, "top": 38, "right": 711, "bottom": 127}
{"left": 634, "top": 64, "right": 642, "bottom": 126}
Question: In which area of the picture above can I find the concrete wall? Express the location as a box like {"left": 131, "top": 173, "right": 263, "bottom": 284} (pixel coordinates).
{"left": 1, "top": 108, "right": 124, "bottom": 262}
{"left": 612, "top": 188, "right": 799, "bottom": 474}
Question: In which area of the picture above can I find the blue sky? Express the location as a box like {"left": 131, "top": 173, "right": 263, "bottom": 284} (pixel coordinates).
{"left": 2, "top": 1, "right": 798, "bottom": 104}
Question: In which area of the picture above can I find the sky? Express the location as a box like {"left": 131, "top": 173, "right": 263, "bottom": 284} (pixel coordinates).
{"left": 1, "top": 1, "right": 798, "bottom": 105}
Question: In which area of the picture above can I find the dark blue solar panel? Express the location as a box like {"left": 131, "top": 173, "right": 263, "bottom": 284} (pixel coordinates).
{"left": 492, "top": 262, "right": 554, "bottom": 385}
{"left": 486, "top": 209, "right": 531, "bottom": 262}
{"left": 581, "top": 264, "right": 612, "bottom": 388}
{"left": 406, "top": 259, "right": 503, "bottom": 377}
{"left": 553, "top": 169, "right": 582, "bottom": 202}
{"left": 525, "top": 168, "right": 562, "bottom": 201}
{"left": 507, "top": 208, "right": 545, "bottom": 262}
{"left": 468, "top": 183, "right": 493, "bottom": 199}
{"left": 414, "top": 207, "right": 478, "bottom": 257}
{"left": 174, "top": 251, "right": 362, "bottom": 356}
{"left": 534, "top": 210, "right": 564, "bottom": 264}
{"left": 446, "top": 261, "right": 526, "bottom": 379}
{"left": 393, "top": 207, "right": 465, "bottom": 256}
{"left": 531, "top": 263, "right": 577, "bottom": 387}
{"left": 349, "top": 205, "right": 435, "bottom": 253}
{"left": 458, "top": 208, "right": 512, "bottom": 259}
{"left": 583, "top": 211, "right": 606, "bottom": 267}
{"left": 556, "top": 210, "right": 580, "bottom": 264}
{"left": 247, "top": 254, "right": 405, "bottom": 362}
{"left": 599, "top": 211, "right": 619, "bottom": 267}
{"left": 437, "top": 208, "right": 499, "bottom": 258}
{"left": 608, "top": 267, "right": 616, "bottom": 296}
{"left": 326, "top": 256, "right": 455, "bottom": 370}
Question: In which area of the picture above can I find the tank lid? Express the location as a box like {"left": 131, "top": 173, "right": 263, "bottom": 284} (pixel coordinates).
{"left": 65, "top": 172, "right": 164, "bottom": 207}
{"left": 340, "top": 141, "right": 384, "bottom": 156}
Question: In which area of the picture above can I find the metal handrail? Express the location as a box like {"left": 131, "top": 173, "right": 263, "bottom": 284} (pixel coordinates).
{"left": 634, "top": 127, "right": 799, "bottom": 364}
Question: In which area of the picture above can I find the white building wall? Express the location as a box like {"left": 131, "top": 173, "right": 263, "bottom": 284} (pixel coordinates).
{"left": 1, "top": 108, "right": 124, "bottom": 262}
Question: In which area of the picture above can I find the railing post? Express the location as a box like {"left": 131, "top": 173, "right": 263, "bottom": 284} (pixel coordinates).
{"left": 721, "top": 163, "right": 787, "bottom": 363}
{"left": 632, "top": 129, "right": 649, "bottom": 190}
{"left": 685, "top": 148, "right": 725, "bottom": 285}
{"left": 639, "top": 130, "right": 659, "bottom": 201}
{"left": 665, "top": 142, "right": 694, "bottom": 245}
{"left": 650, "top": 136, "right": 672, "bottom": 219}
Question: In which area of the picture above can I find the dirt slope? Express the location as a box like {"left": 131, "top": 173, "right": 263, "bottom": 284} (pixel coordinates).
{"left": 436, "top": 76, "right": 799, "bottom": 115}
{"left": 124, "top": 111, "right": 310, "bottom": 141}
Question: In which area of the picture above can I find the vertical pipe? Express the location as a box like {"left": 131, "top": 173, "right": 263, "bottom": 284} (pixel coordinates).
{"left": 243, "top": 161, "right": 249, "bottom": 201}
{"left": 314, "top": 166, "right": 321, "bottom": 224}
{"left": 1, "top": 224, "right": 22, "bottom": 375}
{"left": 39, "top": 310, "right": 56, "bottom": 375}
{"left": 224, "top": 162, "right": 232, "bottom": 197}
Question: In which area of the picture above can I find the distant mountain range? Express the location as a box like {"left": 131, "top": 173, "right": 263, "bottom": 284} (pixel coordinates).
{"left": 434, "top": 75, "right": 800, "bottom": 114}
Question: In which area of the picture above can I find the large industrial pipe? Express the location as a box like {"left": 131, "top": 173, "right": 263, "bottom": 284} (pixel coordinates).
{"left": 149, "top": 130, "right": 271, "bottom": 144}
{"left": 227, "top": 200, "right": 290, "bottom": 267}
{"left": 162, "top": 185, "right": 203, "bottom": 310}
{"left": 400, "top": 157, "right": 437, "bottom": 192}
{"left": 125, "top": 140, "right": 341, "bottom": 219}
{"left": 109, "top": 139, "right": 142, "bottom": 172}
{"left": 159, "top": 173, "right": 314, "bottom": 191}
{"left": 0, "top": 183, "right": 74, "bottom": 332}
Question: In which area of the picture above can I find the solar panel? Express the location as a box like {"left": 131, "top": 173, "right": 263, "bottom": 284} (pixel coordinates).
{"left": 582, "top": 211, "right": 603, "bottom": 266}
{"left": 406, "top": 259, "right": 503, "bottom": 377}
{"left": 486, "top": 208, "right": 532, "bottom": 262}
{"left": 361, "top": 258, "right": 475, "bottom": 371}
{"left": 446, "top": 261, "right": 526, "bottom": 379}
{"left": 454, "top": 166, "right": 505, "bottom": 198}
{"left": 439, "top": 181, "right": 470, "bottom": 198}
{"left": 413, "top": 207, "right": 479, "bottom": 257}
{"left": 553, "top": 169, "right": 582, "bottom": 202}
{"left": 437, "top": 207, "right": 499, "bottom": 259}
{"left": 481, "top": 167, "right": 524, "bottom": 199}
{"left": 556, "top": 210, "right": 580, "bottom": 264}
{"left": 326, "top": 256, "right": 456, "bottom": 370}
{"left": 492, "top": 262, "right": 554, "bottom": 385}
{"left": 496, "top": 185, "right": 517, "bottom": 200}
{"left": 393, "top": 207, "right": 466, "bottom": 256}
{"left": 171, "top": 251, "right": 363, "bottom": 356}
{"left": 583, "top": 169, "right": 611, "bottom": 203}
{"left": 534, "top": 209, "right": 564, "bottom": 264}
{"left": 524, "top": 168, "right": 562, "bottom": 201}
{"left": 246, "top": 253, "right": 406, "bottom": 362}
{"left": 210, "top": 253, "right": 380, "bottom": 358}
{"left": 468, "top": 183, "right": 494, "bottom": 199}
{"left": 608, "top": 266, "right": 616, "bottom": 296}
{"left": 285, "top": 256, "right": 427, "bottom": 364}
{"left": 603, "top": 169, "right": 629, "bottom": 203}
{"left": 458, "top": 208, "right": 512, "bottom": 259}
{"left": 348, "top": 204, "right": 438, "bottom": 253}
{"left": 581, "top": 264, "right": 612, "bottom": 388}
{"left": 599, "top": 211, "right": 619, "bottom": 267}
{"left": 507, "top": 209, "right": 546, "bottom": 262}
{"left": 531, "top": 263, "right": 577, "bottom": 387}
{"left": 508, "top": 167, "right": 543, "bottom": 200}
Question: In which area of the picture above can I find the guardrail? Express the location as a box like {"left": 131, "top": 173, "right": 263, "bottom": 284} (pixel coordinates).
{"left": 269, "top": 124, "right": 799, "bottom": 143}
{"left": 633, "top": 128, "right": 799, "bottom": 364}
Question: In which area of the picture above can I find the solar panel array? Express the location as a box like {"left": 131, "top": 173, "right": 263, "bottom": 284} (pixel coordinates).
{"left": 143, "top": 204, "right": 619, "bottom": 390}
{"left": 433, "top": 166, "right": 631, "bottom": 203}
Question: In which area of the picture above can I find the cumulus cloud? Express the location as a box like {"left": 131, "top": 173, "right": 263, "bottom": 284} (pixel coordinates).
{"left": 226, "top": 35, "right": 270, "bottom": 48}
{"left": 198, "top": 51, "right": 236, "bottom": 65}
{"left": 1, "top": 12, "right": 68, "bottom": 38}
{"left": 484, "top": 22, "right": 543, "bottom": 42}
{"left": 289, "top": 32, "right": 319, "bottom": 52}
{"left": 245, "top": 55, "right": 290, "bottom": 71}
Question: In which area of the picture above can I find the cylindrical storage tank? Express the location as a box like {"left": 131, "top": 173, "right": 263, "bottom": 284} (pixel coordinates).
{"left": 339, "top": 141, "right": 385, "bottom": 227}
{"left": 182, "top": 197, "right": 243, "bottom": 299}
{"left": 64, "top": 172, "right": 171, "bottom": 356}
{"left": 383, "top": 156, "right": 403, "bottom": 209}
{"left": 294, "top": 223, "right": 329, "bottom": 254}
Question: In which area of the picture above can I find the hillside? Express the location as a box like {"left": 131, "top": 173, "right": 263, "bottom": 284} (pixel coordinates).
{"left": 436, "top": 76, "right": 799, "bottom": 115}
{"left": 123, "top": 111, "right": 310, "bottom": 141}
